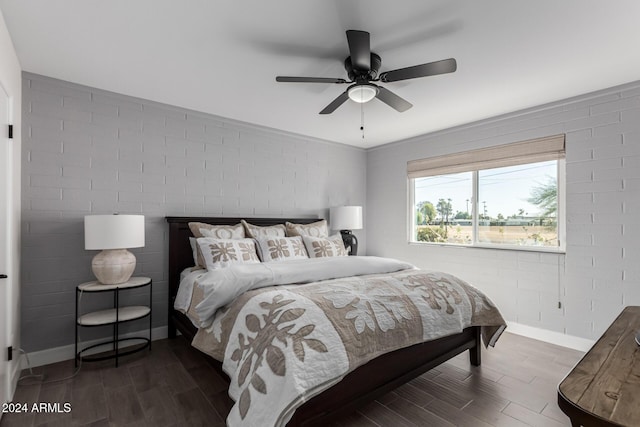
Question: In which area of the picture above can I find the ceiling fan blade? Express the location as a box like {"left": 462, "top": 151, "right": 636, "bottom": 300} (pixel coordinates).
{"left": 375, "top": 86, "right": 413, "bottom": 112}
{"left": 346, "top": 30, "right": 370, "bottom": 71}
{"left": 319, "top": 91, "right": 350, "bottom": 115}
{"left": 379, "top": 58, "right": 457, "bottom": 83}
{"left": 276, "top": 76, "right": 347, "bottom": 84}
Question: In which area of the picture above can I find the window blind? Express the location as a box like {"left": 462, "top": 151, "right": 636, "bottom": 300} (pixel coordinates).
{"left": 407, "top": 134, "right": 565, "bottom": 179}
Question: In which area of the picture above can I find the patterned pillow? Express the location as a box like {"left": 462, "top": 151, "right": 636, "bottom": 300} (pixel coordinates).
{"left": 188, "top": 223, "right": 245, "bottom": 267}
{"left": 302, "top": 234, "right": 348, "bottom": 258}
{"left": 188, "top": 222, "right": 245, "bottom": 239}
{"left": 196, "top": 238, "right": 260, "bottom": 270}
{"left": 241, "top": 220, "right": 286, "bottom": 238}
{"left": 254, "top": 236, "right": 309, "bottom": 262}
{"left": 285, "top": 219, "right": 328, "bottom": 238}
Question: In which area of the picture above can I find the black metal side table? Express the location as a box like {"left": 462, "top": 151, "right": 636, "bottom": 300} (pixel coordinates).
{"left": 75, "top": 276, "right": 152, "bottom": 367}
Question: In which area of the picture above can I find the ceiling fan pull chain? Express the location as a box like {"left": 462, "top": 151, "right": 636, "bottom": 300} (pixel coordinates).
{"left": 360, "top": 102, "right": 365, "bottom": 139}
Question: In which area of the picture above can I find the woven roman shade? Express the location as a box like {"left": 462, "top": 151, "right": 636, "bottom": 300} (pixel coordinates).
{"left": 407, "top": 134, "right": 565, "bottom": 179}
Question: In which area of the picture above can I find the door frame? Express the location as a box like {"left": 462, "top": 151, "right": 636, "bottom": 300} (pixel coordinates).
{"left": 0, "top": 78, "right": 18, "bottom": 412}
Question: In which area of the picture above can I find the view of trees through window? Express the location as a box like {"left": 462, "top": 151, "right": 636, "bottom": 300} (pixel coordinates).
{"left": 412, "top": 160, "right": 559, "bottom": 248}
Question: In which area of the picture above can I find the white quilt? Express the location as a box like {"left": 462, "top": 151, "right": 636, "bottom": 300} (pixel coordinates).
{"left": 181, "top": 257, "right": 506, "bottom": 427}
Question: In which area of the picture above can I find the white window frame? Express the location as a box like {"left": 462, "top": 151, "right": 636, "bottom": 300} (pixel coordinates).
{"left": 407, "top": 135, "right": 566, "bottom": 253}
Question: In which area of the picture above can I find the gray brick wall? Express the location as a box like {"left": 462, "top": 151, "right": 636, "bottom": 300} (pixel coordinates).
{"left": 21, "top": 72, "right": 366, "bottom": 352}
{"left": 367, "top": 80, "right": 640, "bottom": 341}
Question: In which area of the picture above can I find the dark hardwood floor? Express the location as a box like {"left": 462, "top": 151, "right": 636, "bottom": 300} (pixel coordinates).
{"left": 0, "top": 332, "right": 583, "bottom": 426}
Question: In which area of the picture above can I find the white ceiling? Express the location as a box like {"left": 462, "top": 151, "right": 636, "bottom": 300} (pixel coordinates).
{"left": 2, "top": 0, "right": 640, "bottom": 148}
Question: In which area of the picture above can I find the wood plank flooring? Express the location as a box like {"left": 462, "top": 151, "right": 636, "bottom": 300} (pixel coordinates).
{"left": 0, "top": 332, "right": 583, "bottom": 426}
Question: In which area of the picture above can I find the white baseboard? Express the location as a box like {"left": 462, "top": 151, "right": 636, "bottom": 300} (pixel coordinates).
{"left": 506, "top": 321, "right": 594, "bottom": 352}
{"left": 21, "top": 322, "right": 592, "bottom": 369}
{"left": 22, "top": 326, "right": 168, "bottom": 369}
{"left": 9, "top": 359, "right": 20, "bottom": 401}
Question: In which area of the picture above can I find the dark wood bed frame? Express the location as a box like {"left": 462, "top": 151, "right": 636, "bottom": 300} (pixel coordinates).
{"left": 166, "top": 216, "right": 482, "bottom": 426}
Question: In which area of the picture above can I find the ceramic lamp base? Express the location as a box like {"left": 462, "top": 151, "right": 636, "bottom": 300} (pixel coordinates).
{"left": 92, "top": 249, "right": 136, "bottom": 285}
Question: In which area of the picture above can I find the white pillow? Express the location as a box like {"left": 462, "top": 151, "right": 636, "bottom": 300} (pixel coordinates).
{"left": 241, "top": 220, "right": 286, "bottom": 238}
{"left": 302, "top": 234, "right": 347, "bottom": 258}
{"left": 196, "top": 237, "right": 260, "bottom": 270}
{"left": 189, "top": 237, "right": 199, "bottom": 266}
{"left": 285, "top": 219, "right": 328, "bottom": 238}
{"left": 254, "top": 236, "right": 308, "bottom": 262}
{"left": 188, "top": 222, "right": 245, "bottom": 238}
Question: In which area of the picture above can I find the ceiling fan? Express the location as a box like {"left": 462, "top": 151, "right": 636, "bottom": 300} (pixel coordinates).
{"left": 276, "top": 30, "right": 457, "bottom": 114}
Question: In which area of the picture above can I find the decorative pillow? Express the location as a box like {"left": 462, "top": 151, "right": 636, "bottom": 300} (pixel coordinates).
{"left": 285, "top": 219, "right": 329, "bottom": 238}
{"left": 188, "top": 223, "right": 245, "bottom": 267}
{"left": 196, "top": 237, "right": 260, "bottom": 270}
{"left": 302, "top": 234, "right": 348, "bottom": 258}
{"left": 188, "top": 222, "right": 245, "bottom": 239}
{"left": 241, "top": 220, "right": 286, "bottom": 238}
{"left": 254, "top": 236, "right": 309, "bottom": 262}
{"left": 189, "top": 237, "right": 199, "bottom": 266}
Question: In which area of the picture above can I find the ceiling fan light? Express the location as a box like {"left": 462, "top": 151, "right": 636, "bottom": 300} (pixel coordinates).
{"left": 348, "top": 85, "right": 378, "bottom": 103}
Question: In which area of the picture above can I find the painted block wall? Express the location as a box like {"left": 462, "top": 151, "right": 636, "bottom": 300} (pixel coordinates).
{"left": 366, "top": 80, "right": 640, "bottom": 341}
{"left": 21, "top": 73, "right": 366, "bottom": 352}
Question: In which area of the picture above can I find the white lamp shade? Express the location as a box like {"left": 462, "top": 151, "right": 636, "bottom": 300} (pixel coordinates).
{"left": 84, "top": 215, "right": 145, "bottom": 250}
{"left": 330, "top": 206, "right": 363, "bottom": 230}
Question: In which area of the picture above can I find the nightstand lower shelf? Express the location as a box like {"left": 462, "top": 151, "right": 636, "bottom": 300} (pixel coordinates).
{"left": 77, "top": 337, "right": 151, "bottom": 363}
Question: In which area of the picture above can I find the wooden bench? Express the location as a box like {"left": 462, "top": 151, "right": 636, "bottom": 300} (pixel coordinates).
{"left": 558, "top": 306, "right": 640, "bottom": 427}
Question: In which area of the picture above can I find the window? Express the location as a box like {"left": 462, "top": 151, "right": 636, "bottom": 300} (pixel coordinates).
{"left": 408, "top": 135, "right": 565, "bottom": 251}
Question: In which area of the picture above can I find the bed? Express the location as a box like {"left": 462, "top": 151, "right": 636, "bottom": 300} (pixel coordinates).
{"left": 166, "top": 216, "right": 505, "bottom": 426}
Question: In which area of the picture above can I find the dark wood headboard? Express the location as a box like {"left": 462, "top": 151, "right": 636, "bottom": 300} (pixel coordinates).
{"left": 165, "top": 216, "right": 319, "bottom": 337}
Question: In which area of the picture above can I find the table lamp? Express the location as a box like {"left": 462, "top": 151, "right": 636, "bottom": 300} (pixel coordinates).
{"left": 330, "top": 206, "right": 363, "bottom": 255}
{"left": 84, "top": 214, "right": 145, "bottom": 284}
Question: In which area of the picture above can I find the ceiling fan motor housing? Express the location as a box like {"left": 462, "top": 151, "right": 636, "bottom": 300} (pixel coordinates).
{"left": 345, "top": 53, "right": 382, "bottom": 81}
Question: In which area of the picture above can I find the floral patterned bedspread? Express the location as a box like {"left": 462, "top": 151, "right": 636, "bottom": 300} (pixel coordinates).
{"left": 190, "top": 260, "right": 506, "bottom": 427}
